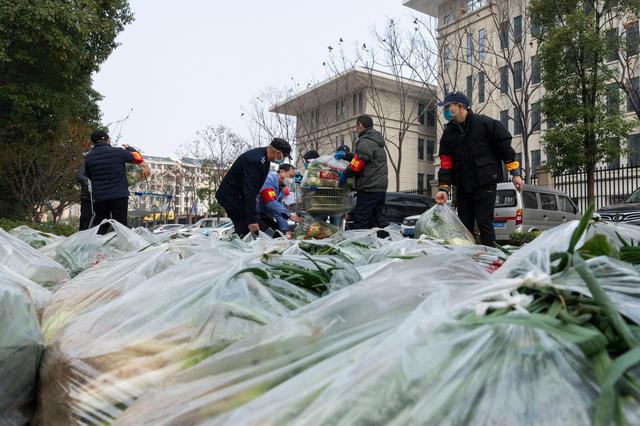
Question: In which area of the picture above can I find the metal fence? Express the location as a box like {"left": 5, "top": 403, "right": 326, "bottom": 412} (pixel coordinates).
{"left": 552, "top": 165, "right": 640, "bottom": 213}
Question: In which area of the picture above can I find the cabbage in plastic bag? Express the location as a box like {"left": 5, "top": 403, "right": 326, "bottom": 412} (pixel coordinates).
{"left": 9, "top": 225, "right": 63, "bottom": 249}
{"left": 415, "top": 204, "right": 475, "bottom": 245}
{"left": 0, "top": 265, "right": 51, "bottom": 320}
{"left": 0, "top": 284, "right": 44, "bottom": 426}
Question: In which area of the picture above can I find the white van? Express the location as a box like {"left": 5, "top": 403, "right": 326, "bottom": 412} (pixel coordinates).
{"left": 494, "top": 182, "right": 580, "bottom": 241}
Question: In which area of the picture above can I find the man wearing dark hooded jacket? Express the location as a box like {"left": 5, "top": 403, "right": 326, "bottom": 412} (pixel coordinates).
{"left": 337, "top": 114, "right": 388, "bottom": 229}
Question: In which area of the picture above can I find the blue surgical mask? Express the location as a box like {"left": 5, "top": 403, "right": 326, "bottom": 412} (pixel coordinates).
{"left": 443, "top": 108, "right": 454, "bottom": 122}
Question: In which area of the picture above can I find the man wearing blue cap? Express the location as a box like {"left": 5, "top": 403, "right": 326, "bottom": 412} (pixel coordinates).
{"left": 435, "top": 92, "right": 523, "bottom": 246}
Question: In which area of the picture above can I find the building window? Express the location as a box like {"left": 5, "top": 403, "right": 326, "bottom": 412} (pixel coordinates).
{"left": 627, "top": 21, "right": 639, "bottom": 56}
{"left": 500, "top": 66, "right": 509, "bottom": 93}
{"left": 444, "top": 15, "right": 450, "bottom": 25}
{"left": 531, "top": 102, "right": 541, "bottom": 132}
{"left": 427, "top": 105, "right": 436, "bottom": 127}
{"left": 607, "top": 28, "right": 619, "bottom": 62}
{"left": 500, "top": 21, "right": 509, "bottom": 50}
{"left": 479, "top": 28, "right": 487, "bottom": 61}
{"left": 418, "top": 173, "right": 425, "bottom": 191}
{"left": 531, "top": 21, "right": 541, "bottom": 39}
{"left": 444, "top": 46, "right": 450, "bottom": 72}
{"left": 531, "top": 55, "right": 541, "bottom": 84}
{"left": 466, "top": 75, "right": 473, "bottom": 104}
{"left": 531, "top": 149, "right": 541, "bottom": 175}
{"left": 351, "top": 130, "right": 357, "bottom": 143}
{"left": 607, "top": 83, "right": 620, "bottom": 115}
{"left": 514, "top": 15, "right": 523, "bottom": 45}
{"left": 478, "top": 72, "right": 485, "bottom": 103}
{"left": 466, "top": 0, "right": 487, "bottom": 12}
{"left": 466, "top": 33, "right": 473, "bottom": 64}
{"left": 514, "top": 61, "right": 523, "bottom": 90}
{"left": 418, "top": 103, "right": 425, "bottom": 125}
{"left": 514, "top": 107, "right": 523, "bottom": 135}
{"left": 418, "top": 138, "right": 425, "bottom": 161}
{"left": 444, "top": 84, "right": 449, "bottom": 95}
{"left": 358, "top": 91, "right": 364, "bottom": 114}
{"left": 335, "top": 101, "right": 340, "bottom": 121}
{"left": 427, "top": 139, "right": 435, "bottom": 161}
{"left": 500, "top": 110, "right": 510, "bottom": 132}
{"left": 629, "top": 134, "right": 640, "bottom": 165}
{"left": 426, "top": 174, "right": 435, "bottom": 195}
{"left": 609, "top": 138, "right": 621, "bottom": 168}
{"left": 352, "top": 93, "right": 358, "bottom": 116}
{"left": 628, "top": 77, "right": 640, "bottom": 112}
{"left": 516, "top": 152, "right": 523, "bottom": 171}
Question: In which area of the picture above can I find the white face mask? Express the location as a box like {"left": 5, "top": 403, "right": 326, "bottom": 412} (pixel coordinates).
{"left": 284, "top": 177, "right": 294, "bottom": 186}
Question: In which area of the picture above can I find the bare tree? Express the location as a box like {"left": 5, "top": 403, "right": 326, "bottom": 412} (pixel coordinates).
{"left": 610, "top": 16, "right": 640, "bottom": 120}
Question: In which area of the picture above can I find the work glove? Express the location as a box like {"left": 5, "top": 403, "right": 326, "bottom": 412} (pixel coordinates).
{"left": 338, "top": 171, "right": 348, "bottom": 188}
{"left": 334, "top": 151, "right": 345, "bottom": 160}
{"left": 294, "top": 171, "right": 303, "bottom": 184}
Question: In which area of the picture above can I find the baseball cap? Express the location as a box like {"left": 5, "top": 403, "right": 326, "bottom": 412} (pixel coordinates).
{"left": 270, "top": 138, "right": 292, "bottom": 159}
{"left": 437, "top": 91, "right": 471, "bottom": 108}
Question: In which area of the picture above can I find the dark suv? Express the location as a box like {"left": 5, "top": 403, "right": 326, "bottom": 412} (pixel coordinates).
{"left": 345, "top": 192, "right": 435, "bottom": 228}
{"left": 596, "top": 188, "right": 640, "bottom": 225}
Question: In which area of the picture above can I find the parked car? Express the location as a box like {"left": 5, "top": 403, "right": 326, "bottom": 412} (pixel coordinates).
{"left": 345, "top": 192, "right": 435, "bottom": 229}
{"left": 176, "top": 218, "right": 218, "bottom": 236}
{"left": 493, "top": 182, "right": 579, "bottom": 242}
{"left": 596, "top": 187, "right": 640, "bottom": 225}
{"left": 210, "top": 221, "right": 234, "bottom": 238}
{"left": 151, "top": 224, "right": 184, "bottom": 234}
{"left": 401, "top": 201, "right": 452, "bottom": 237}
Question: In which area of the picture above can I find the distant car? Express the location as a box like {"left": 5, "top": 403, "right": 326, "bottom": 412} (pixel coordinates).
{"left": 176, "top": 218, "right": 218, "bottom": 236}
{"left": 597, "top": 187, "right": 640, "bottom": 225}
{"left": 345, "top": 192, "right": 436, "bottom": 229}
{"left": 401, "top": 201, "right": 452, "bottom": 237}
{"left": 210, "top": 221, "right": 234, "bottom": 238}
{"left": 152, "top": 224, "right": 184, "bottom": 234}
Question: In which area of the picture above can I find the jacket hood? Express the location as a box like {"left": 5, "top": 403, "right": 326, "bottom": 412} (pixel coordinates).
{"left": 360, "top": 127, "right": 385, "bottom": 148}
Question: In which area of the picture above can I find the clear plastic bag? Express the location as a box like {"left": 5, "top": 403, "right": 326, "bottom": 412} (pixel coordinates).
{"left": 300, "top": 155, "right": 349, "bottom": 188}
{"left": 9, "top": 225, "right": 63, "bottom": 249}
{"left": 0, "top": 284, "right": 44, "bottom": 426}
{"left": 294, "top": 216, "right": 338, "bottom": 240}
{"left": 0, "top": 265, "right": 51, "bottom": 320}
{"left": 0, "top": 227, "right": 70, "bottom": 287}
{"left": 415, "top": 204, "right": 475, "bottom": 245}
{"left": 126, "top": 162, "right": 151, "bottom": 186}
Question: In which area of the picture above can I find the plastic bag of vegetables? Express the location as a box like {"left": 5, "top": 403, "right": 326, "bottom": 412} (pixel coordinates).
{"left": 9, "top": 225, "right": 63, "bottom": 249}
{"left": 415, "top": 204, "right": 475, "bottom": 245}
{"left": 301, "top": 155, "right": 349, "bottom": 188}
{"left": 0, "top": 265, "right": 51, "bottom": 320}
{"left": 294, "top": 216, "right": 338, "bottom": 240}
{"left": 0, "top": 283, "right": 44, "bottom": 426}
{"left": 0, "top": 228, "right": 70, "bottom": 287}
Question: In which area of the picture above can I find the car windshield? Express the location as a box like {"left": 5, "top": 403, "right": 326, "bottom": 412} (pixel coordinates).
{"left": 495, "top": 190, "right": 517, "bottom": 207}
{"left": 215, "top": 221, "right": 232, "bottom": 228}
{"left": 625, "top": 188, "right": 640, "bottom": 203}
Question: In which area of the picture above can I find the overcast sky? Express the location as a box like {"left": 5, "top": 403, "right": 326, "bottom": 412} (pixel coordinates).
{"left": 92, "top": 0, "right": 419, "bottom": 157}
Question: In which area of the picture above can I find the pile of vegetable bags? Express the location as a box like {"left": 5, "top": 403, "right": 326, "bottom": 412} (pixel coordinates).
{"left": 9, "top": 225, "right": 63, "bottom": 249}
{"left": 33, "top": 234, "right": 360, "bottom": 424}
{"left": 116, "top": 213, "right": 640, "bottom": 425}
{"left": 40, "top": 219, "right": 157, "bottom": 278}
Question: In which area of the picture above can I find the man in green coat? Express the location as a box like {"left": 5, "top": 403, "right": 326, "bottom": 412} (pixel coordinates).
{"left": 337, "top": 114, "right": 388, "bottom": 229}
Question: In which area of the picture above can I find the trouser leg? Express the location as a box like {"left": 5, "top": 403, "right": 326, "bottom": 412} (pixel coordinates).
{"left": 474, "top": 185, "right": 497, "bottom": 247}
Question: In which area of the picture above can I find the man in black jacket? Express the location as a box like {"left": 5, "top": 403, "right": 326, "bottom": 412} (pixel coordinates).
{"left": 337, "top": 114, "right": 389, "bottom": 230}
{"left": 84, "top": 130, "right": 145, "bottom": 234}
{"left": 76, "top": 156, "right": 94, "bottom": 231}
{"left": 435, "top": 92, "right": 524, "bottom": 246}
{"left": 216, "top": 138, "right": 292, "bottom": 238}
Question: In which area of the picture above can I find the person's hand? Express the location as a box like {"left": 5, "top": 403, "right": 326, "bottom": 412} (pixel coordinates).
{"left": 294, "top": 171, "right": 303, "bottom": 184}
{"left": 285, "top": 231, "right": 293, "bottom": 240}
{"left": 435, "top": 191, "right": 448, "bottom": 205}
{"left": 290, "top": 214, "right": 304, "bottom": 224}
{"left": 248, "top": 223, "right": 260, "bottom": 233}
{"left": 122, "top": 144, "right": 130, "bottom": 149}
{"left": 512, "top": 175, "right": 524, "bottom": 192}
{"left": 334, "top": 151, "right": 345, "bottom": 160}
{"left": 338, "top": 171, "right": 348, "bottom": 187}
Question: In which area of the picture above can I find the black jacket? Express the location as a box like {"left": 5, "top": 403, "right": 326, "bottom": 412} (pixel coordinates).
{"left": 84, "top": 143, "right": 137, "bottom": 202}
{"left": 216, "top": 147, "right": 271, "bottom": 224}
{"left": 438, "top": 112, "right": 518, "bottom": 193}
{"left": 76, "top": 158, "right": 91, "bottom": 201}
{"left": 344, "top": 127, "right": 388, "bottom": 192}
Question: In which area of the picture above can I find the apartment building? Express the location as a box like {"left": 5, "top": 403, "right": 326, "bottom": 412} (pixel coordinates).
{"left": 271, "top": 67, "right": 439, "bottom": 193}
{"left": 404, "top": 0, "right": 640, "bottom": 180}
{"left": 130, "top": 155, "right": 209, "bottom": 223}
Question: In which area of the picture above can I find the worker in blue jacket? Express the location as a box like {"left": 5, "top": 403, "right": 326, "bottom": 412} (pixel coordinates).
{"left": 216, "top": 138, "right": 292, "bottom": 237}
{"left": 257, "top": 164, "right": 303, "bottom": 237}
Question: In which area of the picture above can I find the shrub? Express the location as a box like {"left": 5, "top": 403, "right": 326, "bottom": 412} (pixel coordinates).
{"left": 0, "top": 218, "right": 76, "bottom": 237}
{"left": 509, "top": 230, "right": 541, "bottom": 246}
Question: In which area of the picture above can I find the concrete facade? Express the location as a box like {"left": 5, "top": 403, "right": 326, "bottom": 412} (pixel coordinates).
{"left": 272, "top": 67, "right": 439, "bottom": 193}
